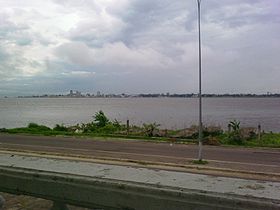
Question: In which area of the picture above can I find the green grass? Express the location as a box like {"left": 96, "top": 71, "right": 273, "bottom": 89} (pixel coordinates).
{"left": 217, "top": 133, "right": 280, "bottom": 148}
{"left": 192, "top": 160, "right": 209, "bottom": 165}
{"left": 6, "top": 128, "right": 70, "bottom": 136}
{"left": 244, "top": 133, "right": 280, "bottom": 147}
{"left": 2, "top": 125, "right": 195, "bottom": 144}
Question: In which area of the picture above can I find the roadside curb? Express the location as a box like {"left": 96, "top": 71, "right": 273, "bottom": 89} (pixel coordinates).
{"left": 1, "top": 148, "right": 280, "bottom": 182}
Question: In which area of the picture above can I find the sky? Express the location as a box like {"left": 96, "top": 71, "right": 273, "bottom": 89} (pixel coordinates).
{"left": 0, "top": 0, "right": 279, "bottom": 96}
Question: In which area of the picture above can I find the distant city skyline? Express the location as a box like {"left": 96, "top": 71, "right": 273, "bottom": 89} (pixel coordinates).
{"left": 14, "top": 90, "right": 280, "bottom": 99}
{"left": 0, "top": 0, "right": 279, "bottom": 96}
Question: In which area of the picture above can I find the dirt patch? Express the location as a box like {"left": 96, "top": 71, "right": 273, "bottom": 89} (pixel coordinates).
{"left": 1, "top": 193, "right": 90, "bottom": 210}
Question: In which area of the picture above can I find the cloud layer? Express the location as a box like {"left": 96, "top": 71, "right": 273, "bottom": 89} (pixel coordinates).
{"left": 0, "top": 0, "right": 279, "bottom": 96}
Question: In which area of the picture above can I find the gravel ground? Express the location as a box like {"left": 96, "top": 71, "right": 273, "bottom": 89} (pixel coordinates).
{"left": 1, "top": 193, "right": 91, "bottom": 210}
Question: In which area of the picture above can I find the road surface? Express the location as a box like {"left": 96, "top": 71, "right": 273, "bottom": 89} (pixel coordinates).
{"left": 0, "top": 134, "right": 279, "bottom": 176}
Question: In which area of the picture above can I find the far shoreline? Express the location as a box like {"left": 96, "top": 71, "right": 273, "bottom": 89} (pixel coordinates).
{"left": 1, "top": 95, "right": 280, "bottom": 99}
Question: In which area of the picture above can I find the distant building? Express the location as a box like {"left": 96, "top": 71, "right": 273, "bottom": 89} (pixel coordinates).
{"left": 70, "top": 90, "right": 73, "bottom": 97}
{"left": 68, "top": 90, "right": 83, "bottom": 97}
{"left": 76, "top": 91, "right": 81, "bottom": 97}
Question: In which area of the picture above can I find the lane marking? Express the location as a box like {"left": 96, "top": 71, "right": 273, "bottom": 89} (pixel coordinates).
{"left": 0, "top": 143, "right": 279, "bottom": 168}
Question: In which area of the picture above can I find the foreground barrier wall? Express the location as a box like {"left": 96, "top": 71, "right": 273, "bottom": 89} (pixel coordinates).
{"left": 0, "top": 153, "right": 280, "bottom": 210}
{"left": 0, "top": 166, "right": 279, "bottom": 210}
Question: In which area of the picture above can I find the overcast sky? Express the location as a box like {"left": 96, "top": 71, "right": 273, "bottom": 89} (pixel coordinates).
{"left": 0, "top": 0, "right": 279, "bottom": 96}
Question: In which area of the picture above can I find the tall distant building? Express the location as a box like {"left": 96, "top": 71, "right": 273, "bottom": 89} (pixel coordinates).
{"left": 70, "top": 90, "right": 73, "bottom": 96}
{"left": 97, "top": 91, "right": 101, "bottom": 97}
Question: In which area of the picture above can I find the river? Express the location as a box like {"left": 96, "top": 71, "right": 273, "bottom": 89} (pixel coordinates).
{"left": 0, "top": 97, "right": 279, "bottom": 132}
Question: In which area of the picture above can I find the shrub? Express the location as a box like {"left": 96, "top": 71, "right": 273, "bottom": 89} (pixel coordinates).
{"left": 53, "top": 124, "right": 68, "bottom": 132}
{"left": 204, "top": 126, "right": 223, "bottom": 137}
{"left": 0, "top": 128, "right": 7, "bottom": 132}
{"left": 185, "top": 125, "right": 223, "bottom": 139}
{"left": 240, "top": 127, "right": 257, "bottom": 140}
{"left": 227, "top": 120, "right": 243, "bottom": 144}
{"left": 228, "top": 131, "right": 243, "bottom": 144}
{"left": 93, "top": 110, "right": 110, "bottom": 127}
{"left": 112, "top": 119, "right": 121, "bottom": 129}
{"left": 127, "top": 125, "right": 143, "bottom": 136}
{"left": 98, "top": 123, "right": 119, "bottom": 134}
{"left": 28, "top": 123, "right": 51, "bottom": 131}
{"left": 143, "top": 123, "right": 160, "bottom": 137}
{"left": 80, "top": 122, "right": 97, "bottom": 133}
{"left": 204, "top": 136, "right": 221, "bottom": 146}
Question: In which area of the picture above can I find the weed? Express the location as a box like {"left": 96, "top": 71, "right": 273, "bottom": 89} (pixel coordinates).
{"left": 192, "top": 160, "right": 209, "bottom": 165}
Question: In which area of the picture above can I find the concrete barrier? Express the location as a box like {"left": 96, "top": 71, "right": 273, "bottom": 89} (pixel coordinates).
{"left": 0, "top": 153, "right": 280, "bottom": 210}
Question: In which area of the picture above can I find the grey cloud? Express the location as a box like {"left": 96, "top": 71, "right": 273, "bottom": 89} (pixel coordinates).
{"left": 16, "top": 38, "right": 33, "bottom": 46}
{"left": 0, "top": 0, "right": 279, "bottom": 96}
{"left": 0, "top": 47, "right": 22, "bottom": 80}
{"left": 0, "top": 15, "right": 28, "bottom": 39}
{"left": 116, "top": 1, "right": 192, "bottom": 44}
{"left": 67, "top": 20, "right": 125, "bottom": 48}
{"left": 204, "top": 0, "right": 279, "bottom": 28}
{"left": 0, "top": 11, "right": 45, "bottom": 47}
{"left": 55, "top": 42, "right": 94, "bottom": 66}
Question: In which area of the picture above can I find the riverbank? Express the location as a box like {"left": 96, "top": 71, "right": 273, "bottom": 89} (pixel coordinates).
{"left": 1, "top": 111, "right": 279, "bottom": 148}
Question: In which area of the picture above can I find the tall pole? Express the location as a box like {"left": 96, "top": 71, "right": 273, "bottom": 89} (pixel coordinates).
{"left": 197, "top": 0, "right": 203, "bottom": 161}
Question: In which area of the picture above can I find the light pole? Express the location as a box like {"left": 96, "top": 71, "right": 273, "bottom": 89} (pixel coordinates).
{"left": 197, "top": 0, "right": 203, "bottom": 161}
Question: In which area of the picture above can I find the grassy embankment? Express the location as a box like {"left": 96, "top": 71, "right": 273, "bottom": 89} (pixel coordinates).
{"left": 1, "top": 111, "right": 279, "bottom": 148}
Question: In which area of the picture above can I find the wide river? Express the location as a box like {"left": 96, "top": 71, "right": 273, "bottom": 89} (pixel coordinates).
{"left": 0, "top": 97, "right": 279, "bottom": 132}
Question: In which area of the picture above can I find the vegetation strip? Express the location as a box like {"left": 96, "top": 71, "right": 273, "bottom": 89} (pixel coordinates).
{"left": 1, "top": 110, "right": 280, "bottom": 148}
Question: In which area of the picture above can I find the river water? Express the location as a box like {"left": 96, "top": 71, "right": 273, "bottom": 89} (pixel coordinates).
{"left": 0, "top": 97, "right": 279, "bottom": 132}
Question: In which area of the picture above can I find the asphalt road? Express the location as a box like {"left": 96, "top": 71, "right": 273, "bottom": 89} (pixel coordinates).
{"left": 0, "top": 134, "right": 279, "bottom": 174}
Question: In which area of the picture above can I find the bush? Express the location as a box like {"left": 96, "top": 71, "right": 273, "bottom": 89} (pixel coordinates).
{"left": 228, "top": 131, "right": 243, "bottom": 145}
{"left": 0, "top": 128, "right": 7, "bottom": 132}
{"left": 98, "top": 123, "right": 119, "bottom": 134}
{"left": 204, "top": 126, "right": 223, "bottom": 137}
{"left": 143, "top": 123, "right": 160, "bottom": 137}
{"left": 28, "top": 123, "right": 51, "bottom": 131}
{"left": 204, "top": 136, "right": 221, "bottom": 145}
{"left": 112, "top": 119, "right": 122, "bottom": 129}
{"left": 227, "top": 120, "right": 243, "bottom": 144}
{"left": 80, "top": 122, "right": 97, "bottom": 133}
{"left": 240, "top": 127, "right": 257, "bottom": 140}
{"left": 184, "top": 125, "right": 223, "bottom": 139}
{"left": 53, "top": 124, "right": 68, "bottom": 132}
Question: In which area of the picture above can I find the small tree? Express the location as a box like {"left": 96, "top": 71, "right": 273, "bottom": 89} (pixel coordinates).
{"left": 228, "top": 120, "right": 242, "bottom": 144}
{"left": 93, "top": 110, "right": 110, "bottom": 127}
{"left": 229, "top": 120, "right": 240, "bottom": 132}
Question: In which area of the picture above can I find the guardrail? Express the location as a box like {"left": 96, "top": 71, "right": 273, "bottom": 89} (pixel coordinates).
{"left": 0, "top": 165, "right": 280, "bottom": 210}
